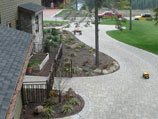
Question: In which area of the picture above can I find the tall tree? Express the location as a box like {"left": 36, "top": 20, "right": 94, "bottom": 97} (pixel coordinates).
{"left": 129, "top": 0, "right": 132, "bottom": 30}
{"left": 95, "top": 0, "right": 99, "bottom": 67}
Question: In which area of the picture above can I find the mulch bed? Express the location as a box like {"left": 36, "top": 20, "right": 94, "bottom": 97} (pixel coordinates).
{"left": 28, "top": 29, "right": 119, "bottom": 77}
{"left": 20, "top": 92, "right": 84, "bottom": 119}
{"left": 56, "top": 30, "right": 118, "bottom": 77}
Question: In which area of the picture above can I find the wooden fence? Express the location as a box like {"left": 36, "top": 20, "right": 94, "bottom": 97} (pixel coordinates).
{"left": 22, "top": 43, "right": 63, "bottom": 104}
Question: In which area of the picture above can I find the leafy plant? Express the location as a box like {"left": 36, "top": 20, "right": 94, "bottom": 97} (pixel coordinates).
{"left": 51, "top": 28, "right": 59, "bottom": 36}
{"left": 44, "top": 29, "right": 52, "bottom": 34}
{"left": 69, "top": 35, "right": 75, "bottom": 41}
{"left": 89, "top": 49, "right": 93, "bottom": 53}
{"left": 50, "top": 90, "right": 58, "bottom": 97}
{"left": 61, "top": 105, "right": 73, "bottom": 114}
{"left": 44, "top": 100, "right": 56, "bottom": 108}
{"left": 28, "top": 60, "right": 41, "bottom": 67}
{"left": 69, "top": 98, "right": 80, "bottom": 105}
{"left": 64, "top": 56, "right": 69, "bottom": 61}
{"left": 27, "top": 63, "right": 32, "bottom": 68}
{"left": 70, "top": 52, "right": 76, "bottom": 57}
{"left": 75, "top": 49, "right": 79, "bottom": 52}
{"left": 43, "top": 107, "right": 55, "bottom": 118}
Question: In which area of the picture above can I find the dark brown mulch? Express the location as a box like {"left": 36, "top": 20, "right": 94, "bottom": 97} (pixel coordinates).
{"left": 30, "top": 53, "right": 47, "bottom": 62}
{"left": 28, "top": 30, "right": 118, "bottom": 77}
{"left": 56, "top": 31, "right": 117, "bottom": 77}
{"left": 20, "top": 93, "right": 84, "bottom": 119}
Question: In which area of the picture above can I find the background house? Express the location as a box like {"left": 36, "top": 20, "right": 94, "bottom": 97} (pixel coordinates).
{"left": 18, "top": 3, "right": 45, "bottom": 52}
{"left": 0, "top": 0, "right": 44, "bottom": 53}
{"left": 42, "top": 0, "right": 66, "bottom": 8}
{"left": 0, "top": 0, "right": 41, "bottom": 29}
{"left": 0, "top": 25, "right": 33, "bottom": 119}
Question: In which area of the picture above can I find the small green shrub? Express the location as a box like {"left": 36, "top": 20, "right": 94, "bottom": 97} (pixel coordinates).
{"left": 89, "top": 49, "right": 93, "bottom": 53}
{"left": 69, "top": 98, "right": 80, "bottom": 105}
{"left": 69, "top": 35, "right": 75, "bottom": 41}
{"left": 75, "top": 49, "right": 79, "bottom": 52}
{"left": 78, "top": 45, "right": 82, "bottom": 49}
{"left": 64, "top": 56, "right": 69, "bottom": 61}
{"left": 44, "top": 100, "right": 56, "bottom": 108}
{"left": 43, "top": 107, "right": 55, "bottom": 118}
{"left": 65, "top": 43, "right": 69, "bottom": 48}
{"left": 27, "top": 63, "right": 32, "bottom": 68}
{"left": 51, "top": 28, "right": 59, "bottom": 35}
{"left": 61, "top": 105, "right": 73, "bottom": 114}
{"left": 44, "top": 29, "right": 52, "bottom": 34}
{"left": 47, "top": 35, "right": 53, "bottom": 39}
{"left": 50, "top": 90, "right": 58, "bottom": 97}
{"left": 70, "top": 52, "right": 76, "bottom": 57}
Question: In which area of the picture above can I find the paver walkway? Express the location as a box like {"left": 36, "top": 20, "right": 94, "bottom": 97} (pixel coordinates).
{"left": 43, "top": 9, "right": 62, "bottom": 21}
{"left": 61, "top": 23, "right": 158, "bottom": 119}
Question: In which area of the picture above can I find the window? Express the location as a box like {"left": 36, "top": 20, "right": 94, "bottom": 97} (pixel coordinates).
{"left": 7, "top": 21, "right": 12, "bottom": 28}
{"left": 35, "top": 16, "right": 39, "bottom": 32}
{"left": 0, "top": 15, "right": 1, "bottom": 24}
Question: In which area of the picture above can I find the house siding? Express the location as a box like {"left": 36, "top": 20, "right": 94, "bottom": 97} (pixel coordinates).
{"left": 13, "top": 93, "right": 22, "bottom": 119}
{"left": 0, "top": 0, "right": 41, "bottom": 28}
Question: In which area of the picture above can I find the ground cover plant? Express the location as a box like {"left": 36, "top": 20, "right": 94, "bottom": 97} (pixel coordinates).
{"left": 21, "top": 89, "right": 84, "bottom": 119}
{"left": 101, "top": 20, "right": 158, "bottom": 54}
{"left": 44, "top": 21, "right": 68, "bottom": 25}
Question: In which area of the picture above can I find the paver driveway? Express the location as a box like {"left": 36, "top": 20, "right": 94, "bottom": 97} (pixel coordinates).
{"left": 62, "top": 24, "right": 158, "bottom": 119}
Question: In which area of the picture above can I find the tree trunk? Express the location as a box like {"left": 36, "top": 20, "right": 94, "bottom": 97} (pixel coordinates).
{"left": 59, "top": 90, "right": 62, "bottom": 103}
{"left": 129, "top": 0, "right": 132, "bottom": 31}
{"left": 76, "top": 0, "right": 78, "bottom": 11}
{"left": 95, "top": 0, "right": 99, "bottom": 67}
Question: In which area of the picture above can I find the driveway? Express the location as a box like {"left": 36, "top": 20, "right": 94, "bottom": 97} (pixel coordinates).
{"left": 60, "top": 23, "right": 158, "bottom": 119}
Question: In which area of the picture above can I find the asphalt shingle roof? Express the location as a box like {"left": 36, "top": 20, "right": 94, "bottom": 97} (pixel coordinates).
{"left": 0, "top": 25, "right": 32, "bottom": 119}
{"left": 18, "top": 2, "right": 45, "bottom": 13}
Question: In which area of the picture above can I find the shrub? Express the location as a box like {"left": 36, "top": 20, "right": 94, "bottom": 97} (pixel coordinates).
{"left": 69, "top": 98, "right": 80, "bottom": 105}
{"left": 61, "top": 105, "right": 73, "bottom": 114}
{"left": 43, "top": 107, "right": 55, "bottom": 118}
{"left": 51, "top": 28, "right": 59, "bottom": 35}
{"left": 65, "top": 43, "right": 69, "bottom": 48}
{"left": 47, "top": 35, "right": 53, "bottom": 39}
{"left": 70, "top": 52, "right": 76, "bottom": 57}
{"left": 89, "top": 49, "right": 93, "bottom": 53}
{"left": 50, "top": 90, "right": 58, "bottom": 97}
{"left": 75, "top": 49, "right": 79, "bottom": 52}
{"left": 44, "top": 100, "right": 56, "bottom": 108}
{"left": 64, "top": 56, "right": 69, "bottom": 61}
{"left": 69, "top": 35, "right": 75, "bottom": 41}
{"left": 44, "top": 29, "right": 52, "bottom": 34}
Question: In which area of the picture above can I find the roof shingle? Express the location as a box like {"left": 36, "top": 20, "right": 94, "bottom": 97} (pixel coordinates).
{"left": 18, "top": 2, "right": 45, "bottom": 13}
{"left": 0, "top": 25, "right": 32, "bottom": 119}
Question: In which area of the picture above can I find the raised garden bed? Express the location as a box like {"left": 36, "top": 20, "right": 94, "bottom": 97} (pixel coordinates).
{"left": 27, "top": 53, "right": 49, "bottom": 75}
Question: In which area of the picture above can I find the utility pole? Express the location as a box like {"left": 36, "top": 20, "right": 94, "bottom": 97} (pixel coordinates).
{"left": 95, "top": 0, "right": 99, "bottom": 67}
{"left": 129, "top": 0, "right": 132, "bottom": 30}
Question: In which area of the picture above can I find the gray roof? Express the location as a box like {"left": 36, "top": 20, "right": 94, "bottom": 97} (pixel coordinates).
{"left": 18, "top": 2, "right": 45, "bottom": 13}
{"left": 0, "top": 25, "right": 32, "bottom": 119}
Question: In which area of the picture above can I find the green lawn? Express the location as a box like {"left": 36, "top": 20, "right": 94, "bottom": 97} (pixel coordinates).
{"left": 101, "top": 20, "right": 158, "bottom": 54}
{"left": 55, "top": 9, "right": 77, "bottom": 17}
{"left": 43, "top": 21, "right": 68, "bottom": 25}
{"left": 100, "top": 20, "right": 118, "bottom": 25}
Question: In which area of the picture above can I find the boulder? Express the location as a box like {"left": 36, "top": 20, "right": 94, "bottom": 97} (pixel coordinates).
{"left": 69, "top": 43, "right": 79, "bottom": 49}
{"left": 66, "top": 88, "right": 75, "bottom": 97}
{"left": 103, "top": 69, "right": 108, "bottom": 74}
{"left": 34, "top": 105, "right": 44, "bottom": 114}
{"left": 94, "top": 68, "right": 102, "bottom": 73}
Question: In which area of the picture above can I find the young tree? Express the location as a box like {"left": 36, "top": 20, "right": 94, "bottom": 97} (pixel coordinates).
{"left": 154, "top": 8, "right": 158, "bottom": 25}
